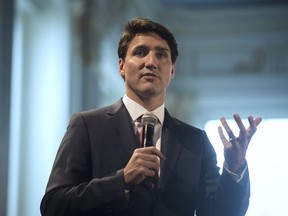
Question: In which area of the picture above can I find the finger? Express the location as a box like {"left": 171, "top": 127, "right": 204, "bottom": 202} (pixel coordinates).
{"left": 247, "top": 116, "right": 262, "bottom": 140}
{"left": 233, "top": 113, "right": 247, "bottom": 140}
{"left": 128, "top": 153, "right": 160, "bottom": 177}
{"left": 141, "top": 146, "right": 166, "bottom": 160}
{"left": 233, "top": 113, "right": 246, "bottom": 135}
{"left": 218, "top": 126, "right": 231, "bottom": 149}
{"left": 133, "top": 149, "right": 161, "bottom": 167}
{"left": 248, "top": 116, "right": 256, "bottom": 133}
{"left": 248, "top": 116, "right": 262, "bottom": 129}
{"left": 255, "top": 117, "right": 262, "bottom": 126}
{"left": 150, "top": 157, "right": 161, "bottom": 176}
{"left": 133, "top": 150, "right": 160, "bottom": 164}
{"left": 140, "top": 160, "right": 160, "bottom": 177}
{"left": 138, "top": 166, "right": 157, "bottom": 179}
{"left": 220, "top": 117, "right": 236, "bottom": 139}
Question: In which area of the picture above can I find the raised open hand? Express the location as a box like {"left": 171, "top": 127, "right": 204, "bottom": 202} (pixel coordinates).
{"left": 218, "top": 113, "right": 262, "bottom": 173}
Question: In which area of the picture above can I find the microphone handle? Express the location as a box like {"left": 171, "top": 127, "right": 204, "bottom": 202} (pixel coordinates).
{"left": 142, "top": 123, "right": 155, "bottom": 147}
{"left": 142, "top": 123, "right": 158, "bottom": 191}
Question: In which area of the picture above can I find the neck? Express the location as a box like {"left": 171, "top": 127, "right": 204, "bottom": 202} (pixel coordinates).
{"left": 126, "top": 92, "right": 165, "bottom": 111}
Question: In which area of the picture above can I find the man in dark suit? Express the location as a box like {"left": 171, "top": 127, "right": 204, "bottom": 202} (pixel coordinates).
{"left": 40, "top": 17, "right": 262, "bottom": 216}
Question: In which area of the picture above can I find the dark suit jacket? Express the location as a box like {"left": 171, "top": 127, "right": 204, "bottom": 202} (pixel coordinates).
{"left": 40, "top": 99, "right": 250, "bottom": 216}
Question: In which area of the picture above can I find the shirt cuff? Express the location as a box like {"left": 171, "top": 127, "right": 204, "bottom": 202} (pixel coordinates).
{"left": 223, "top": 161, "right": 248, "bottom": 183}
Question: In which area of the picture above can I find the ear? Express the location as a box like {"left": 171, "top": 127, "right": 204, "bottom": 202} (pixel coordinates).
{"left": 171, "top": 64, "right": 176, "bottom": 79}
{"left": 118, "top": 58, "right": 125, "bottom": 79}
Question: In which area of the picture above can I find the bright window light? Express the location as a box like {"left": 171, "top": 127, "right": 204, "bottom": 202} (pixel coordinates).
{"left": 205, "top": 118, "right": 288, "bottom": 216}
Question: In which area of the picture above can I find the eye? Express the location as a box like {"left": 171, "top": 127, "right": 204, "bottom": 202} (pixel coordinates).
{"left": 134, "top": 49, "right": 147, "bottom": 57}
{"left": 135, "top": 50, "right": 145, "bottom": 56}
{"left": 156, "top": 52, "right": 167, "bottom": 59}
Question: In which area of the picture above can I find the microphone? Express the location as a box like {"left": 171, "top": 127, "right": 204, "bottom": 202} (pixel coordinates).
{"left": 141, "top": 112, "right": 158, "bottom": 148}
{"left": 141, "top": 113, "right": 159, "bottom": 191}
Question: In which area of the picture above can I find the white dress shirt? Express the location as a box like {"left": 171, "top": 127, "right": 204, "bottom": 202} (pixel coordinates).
{"left": 122, "top": 94, "right": 163, "bottom": 151}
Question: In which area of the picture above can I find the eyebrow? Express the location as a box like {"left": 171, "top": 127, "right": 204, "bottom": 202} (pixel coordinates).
{"left": 133, "top": 45, "right": 170, "bottom": 53}
{"left": 155, "top": 46, "right": 170, "bottom": 53}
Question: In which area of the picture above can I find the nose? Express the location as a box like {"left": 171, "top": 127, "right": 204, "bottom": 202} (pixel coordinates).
{"left": 145, "top": 52, "right": 157, "bottom": 70}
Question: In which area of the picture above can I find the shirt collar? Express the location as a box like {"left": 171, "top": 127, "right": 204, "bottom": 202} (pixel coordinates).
{"left": 122, "top": 94, "right": 164, "bottom": 125}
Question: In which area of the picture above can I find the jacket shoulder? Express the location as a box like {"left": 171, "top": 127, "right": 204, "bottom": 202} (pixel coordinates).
{"left": 76, "top": 99, "right": 124, "bottom": 119}
{"left": 166, "top": 113, "right": 210, "bottom": 148}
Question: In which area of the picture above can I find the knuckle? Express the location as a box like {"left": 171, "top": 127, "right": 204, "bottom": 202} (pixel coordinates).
{"left": 134, "top": 152, "right": 141, "bottom": 158}
{"left": 138, "top": 167, "right": 146, "bottom": 174}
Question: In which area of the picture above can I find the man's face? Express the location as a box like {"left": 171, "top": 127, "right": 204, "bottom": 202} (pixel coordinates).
{"left": 119, "top": 32, "right": 175, "bottom": 104}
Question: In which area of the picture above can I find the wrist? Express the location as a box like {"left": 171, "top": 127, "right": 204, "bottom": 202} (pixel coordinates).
{"left": 224, "top": 160, "right": 246, "bottom": 174}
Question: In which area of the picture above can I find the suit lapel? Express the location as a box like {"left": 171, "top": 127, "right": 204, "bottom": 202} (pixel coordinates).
{"left": 106, "top": 99, "right": 138, "bottom": 156}
{"left": 159, "top": 110, "right": 183, "bottom": 188}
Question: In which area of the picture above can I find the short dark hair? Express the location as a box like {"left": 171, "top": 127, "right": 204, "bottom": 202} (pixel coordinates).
{"left": 118, "top": 17, "right": 178, "bottom": 64}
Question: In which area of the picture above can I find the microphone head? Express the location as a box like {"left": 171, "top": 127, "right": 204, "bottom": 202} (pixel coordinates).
{"left": 141, "top": 112, "right": 158, "bottom": 126}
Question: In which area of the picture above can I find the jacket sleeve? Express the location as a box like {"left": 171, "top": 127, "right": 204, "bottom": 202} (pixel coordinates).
{"left": 40, "top": 113, "right": 128, "bottom": 216}
{"left": 196, "top": 131, "right": 250, "bottom": 216}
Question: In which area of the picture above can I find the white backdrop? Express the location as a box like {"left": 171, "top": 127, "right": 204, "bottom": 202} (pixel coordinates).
{"left": 205, "top": 118, "right": 288, "bottom": 216}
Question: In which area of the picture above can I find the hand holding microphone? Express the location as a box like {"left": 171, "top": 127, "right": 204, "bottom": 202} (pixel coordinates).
{"left": 123, "top": 112, "right": 164, "bottom": 189}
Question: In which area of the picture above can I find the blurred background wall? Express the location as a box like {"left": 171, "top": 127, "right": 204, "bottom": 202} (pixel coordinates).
{"left": 1, "top": 0, "right": 288, "bottom": 215}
